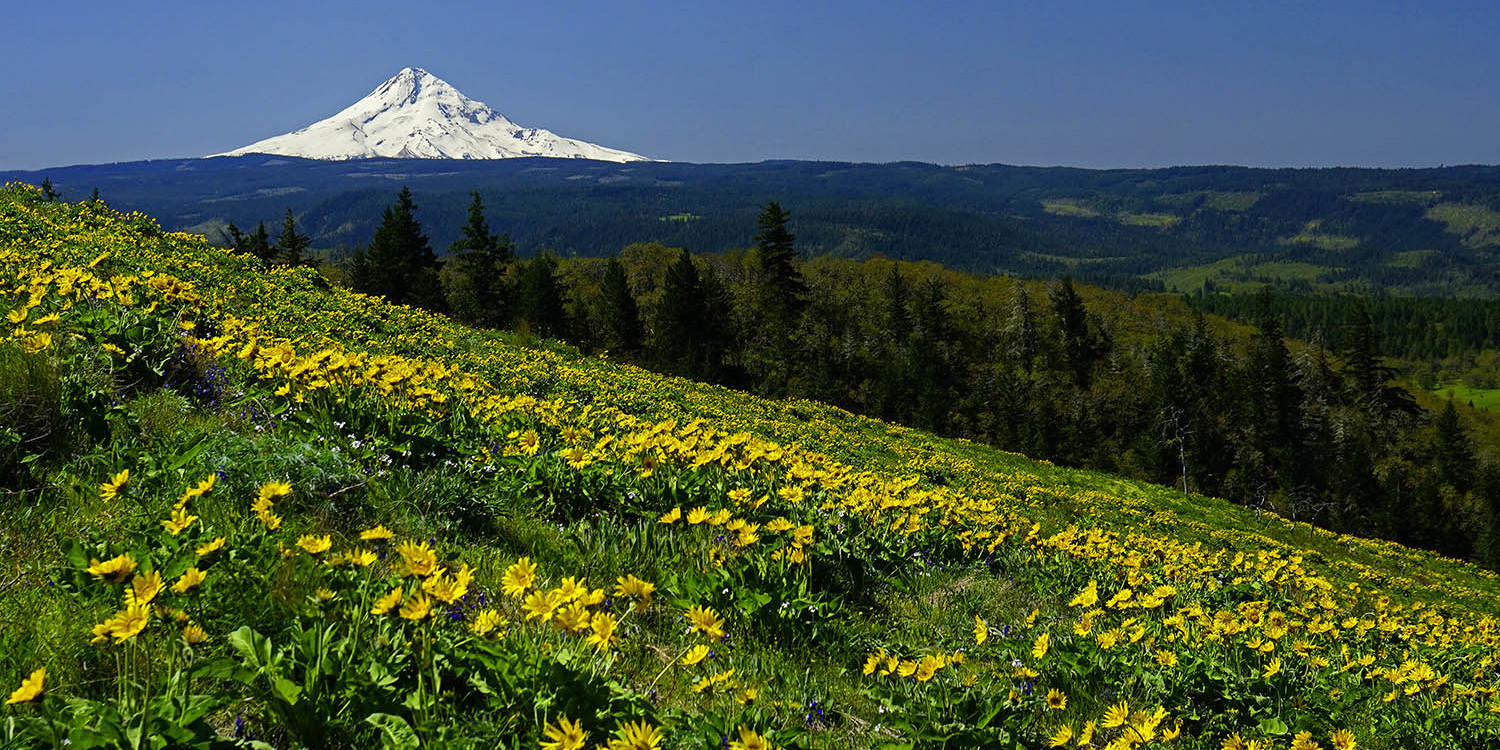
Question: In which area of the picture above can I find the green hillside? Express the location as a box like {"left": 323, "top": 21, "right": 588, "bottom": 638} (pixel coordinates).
{"left": 3, "top": 184, "right": 1499, "bottom": 749}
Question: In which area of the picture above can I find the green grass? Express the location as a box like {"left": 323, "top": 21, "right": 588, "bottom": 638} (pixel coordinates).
{"left": 1040, "top": 199, "right": 1099, "bottom": 218}
{"left": 1115, "top": 211, "right": 1180, "bottom": 228}
{"left": 1427, "top": 202, "right": 1500, "bottom": 248}
{"left": 1350, "top": 190, "right": 1442, "bottom": 206}
{"left": 1385, "top": 249, "right": 1438, "bottom": 269}
{"left": 1154, "top": 191, "right": 1263, "bottom": 212}
{"left": 1433, "top": 383, "right": 1500, "bottom": 413}
{"left": 1150, "top": 256, "right": 1333, "bottom": 293}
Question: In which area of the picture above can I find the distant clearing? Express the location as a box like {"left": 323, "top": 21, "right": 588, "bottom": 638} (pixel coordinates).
{"left": 1427, "top": 202, "right": 1500, "bottom": 248}
{"left": 1351, "top": 190, "right": 1442, "bottom": 205}
{"left": 1152, "top": 256, "right": 1332, "bottom": 292}
{"left": 1155, "top": 190, "right": 1262, "bottom": 212}
{"left": 1281, "top": 220, "right": 1360, "bottom": 251}
{"left": 1435, "top": 383, "right": 1500, "bottom": 413}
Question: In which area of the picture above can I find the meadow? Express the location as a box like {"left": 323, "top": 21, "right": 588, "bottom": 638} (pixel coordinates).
{"left": 2, "top": 183, "right": 1499, "bottom": 748}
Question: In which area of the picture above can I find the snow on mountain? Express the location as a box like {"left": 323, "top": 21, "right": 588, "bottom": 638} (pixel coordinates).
{"left": 211, "top": 67, "right": 651, "bottom": 163}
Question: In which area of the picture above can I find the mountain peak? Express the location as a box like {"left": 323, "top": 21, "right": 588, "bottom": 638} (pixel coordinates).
{"left": 211, "top": 68, "right": 651, "bottom": 163}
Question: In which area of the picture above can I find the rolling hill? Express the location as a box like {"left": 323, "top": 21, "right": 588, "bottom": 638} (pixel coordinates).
{"left": 2, "top": 185, "right": 1499, "bottom": 747}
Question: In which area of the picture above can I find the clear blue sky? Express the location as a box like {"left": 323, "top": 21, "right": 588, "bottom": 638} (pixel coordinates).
{"left": 3, "top": 0, "right": 1497, "bottom": 170}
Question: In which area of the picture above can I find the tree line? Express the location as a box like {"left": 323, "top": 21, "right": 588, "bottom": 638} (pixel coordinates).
{"left": 239, "top": 188, "right": 1500, "bottom": 569}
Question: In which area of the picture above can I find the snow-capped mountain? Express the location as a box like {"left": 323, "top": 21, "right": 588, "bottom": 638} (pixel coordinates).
{"left": 211, "top": 67, "right": 650, "bottom": 163}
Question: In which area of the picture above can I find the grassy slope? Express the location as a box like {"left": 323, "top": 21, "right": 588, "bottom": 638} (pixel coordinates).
{"left": 3, "top": 185, "right": 1500, "bottom": 748}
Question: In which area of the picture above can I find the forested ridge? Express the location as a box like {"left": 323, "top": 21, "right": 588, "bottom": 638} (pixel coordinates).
{"left": 16, "top": 156, "right": 1500, "bottom": 295}
{"left": 256, "top": 188, "right": 1500, "bottom": 571}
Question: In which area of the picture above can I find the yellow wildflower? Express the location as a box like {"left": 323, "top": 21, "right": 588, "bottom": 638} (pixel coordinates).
{"left": 170, "top": 567, "right": 207, "bottom": 594}
{"left": 682, "top": 644, "right": 712, "bottom": 666}
{"left": 502, "top": 556, "right": 538, "bottom": 598}
{"left": 371, "top": 587, "right": 403, "bottom": 616}
{"left": 394, "top": 539, "right": 438, "bottom": 577}
{"left": 1033, "top": 632, "right": 1050, "bottom": 659}
{"left": 124, "top": 570, "right": 163, "bottom": 606}
{"left": 541, "top": 715, "right": 588, "bottom": 750}
{"left": 86, "top": 553, "right": 137, "bottom": 584}
{"left": 5, "top": 668, "right": 45, "bottom": 705}
{"left": 296, "top": 534, "right": 332, "bottom": 555}
{"left": 398, "top": 592, "right": 432, "bottom": 620}
{"left": 1048, "top": 725, "right": 1073, "bottom": 748}
{"left": 586, "top": 612, "right": 619, "bottom": 651}
{"left": 99, "top": 470, "right": 129, "bottom": 501}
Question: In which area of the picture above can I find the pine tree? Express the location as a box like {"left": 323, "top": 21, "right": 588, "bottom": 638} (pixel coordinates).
{"left": 449, "top": 191, "right": 513, "bottom": 263}
{"left": 40, "top": 178, "right": 59, "bottom": 202}
{"left": 1245, "top": 288, "right": 1302, "bottom": 482}
{"left": 275, "top": 209, "right": 311, "bottom": 266}
{"left": 1343, "top": 299, "right": 1417, "bottom": 418}
{"left": 362, "top": 187, "right": 438, "bottom": 306}
{"left": 1005, "top": 280, "right": 1039, "bottom": 373}
{"left": 223, "top": 222, "right": 246, "bottom": 252}
{"left": 753, "top": 201, "right": 806, "bottom": 323}
{"left": 442, "top": 191, "right": 513, "bottom": 326}
{"left": 654, "top": 249, "right": 706, "bottom": 375}
{"left": 1434, "top": 398, "right": 1475, "bottom": 493}
{"left": 598, "top": 256, "right": 643, "bottom": 354}
{"left": 247, "top": 222, "right": 275, "bottom": 265}
{"left": 1050, "top": 276, "right": 1098, "bottom": 389}
{"left": 514, "top": 253, "right": 568, "bottom": 338}
{"left": 881, "top": 266, "right": 911, "bottom": 342}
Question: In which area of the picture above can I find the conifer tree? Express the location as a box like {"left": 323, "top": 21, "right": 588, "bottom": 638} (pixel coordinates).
{"left": 655, "top": 249, "right": 706, "bottom": 375}
{"left": 1245, "top": 288, "right": 1302, "bottom": 481}
{"left": 247, "top": 222, "right": 275, "bottom": 265}
{"left": 275, "top": 208, "right": 311, "bottom": 267}
{"left": 514, "top": 253, "right": 568, "bottom": 338}
{"left": 40, "top": 178, "right": 59, "bottom": 202}
{"left": 443, "top": 191, "right": 514, "bottom": 326}
{"left": 1434, "top": 398, "right": 1475, "bottom": 493}
{"left": 223, "top": 222, "right": 246, "bottom": 252}
{"left": 362, "top": 187, "right": 438, "bottom": 307}
{"left": 881, "top": 266, "right": 911, "bottom": 342}
{"left": 450, "top": 191, "right": 513, "bottom": 264}
{"left": 1005, "top": 280, "right": 1040, "bottom": 373}
{"left": 598, "top": 256, "right": 643, "bottom": 354}
{"left": 753, "top": 201, "right": 806, "bottom": 323}
{"left": 1050, "top": 276, "right": 1099, "bottom": 389}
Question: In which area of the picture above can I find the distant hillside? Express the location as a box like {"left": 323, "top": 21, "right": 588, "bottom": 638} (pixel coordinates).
{"left": 8, "top": 157, "right": 1500, "bottom": 294}
{"left": 5, "top": 186, "right": 1500, "bottom": 748}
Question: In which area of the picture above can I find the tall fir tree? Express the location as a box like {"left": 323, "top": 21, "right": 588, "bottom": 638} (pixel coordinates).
{"left": 1050, "top": 276, "right": 1099, "bottom": 389}
{"left": 597, "top": 256, "right": 643, "bottom": 354}
{"left": 247, "top": 222, "right": 275, "bottom": 265}
{"left": 362, "top": 187, "right": 439, "bottom": 307}
{"left": 514, "top": 253, "right": 568, "bottom": 339}
{"left": 1244, "top": 288, "right": 1303, "bottom": 484}
{"left": 443, "top": 191, "right": 513, "bottom": 326}
{"left": 749, "top": 201, "right": 807, "bottom": 395}
{"left": 654, "top": 249, "right": 707, "bottom": 376}
{"left": 753, "top": 201, "right": 807, "bottom": 324}
{"left": 1005, "top": 280, "right": 1040, "bottom": 373}
{"left": 275, "top": 208, "right": 311, "bottom": 267}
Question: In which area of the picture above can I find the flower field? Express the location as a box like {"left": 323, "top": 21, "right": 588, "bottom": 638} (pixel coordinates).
{"left": 2, "top": 182, "right": 1499, "bottom": 748}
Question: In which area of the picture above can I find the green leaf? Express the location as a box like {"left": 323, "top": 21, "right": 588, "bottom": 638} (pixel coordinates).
{"left": 227, "top": 626, "right": 274, "bottom": 671}
{"left": 366, "top": 713, "right": 420, "bottom": 750}
{"left": 271, "top": 677, "right": 303, "bottom": 706}
{"left": 1258, "top": 717, "right": 1289, "bottom": 736}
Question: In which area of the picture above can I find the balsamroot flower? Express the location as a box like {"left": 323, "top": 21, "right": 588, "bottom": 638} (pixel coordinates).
{"left": 5, "top": 668, "right": 44, "bottom": 705}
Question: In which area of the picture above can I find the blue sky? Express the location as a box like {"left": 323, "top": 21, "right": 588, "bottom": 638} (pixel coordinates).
{"left": 2, "top": 0, "right": 1497, "bottom": 170}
